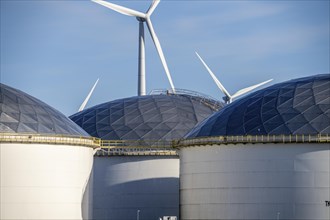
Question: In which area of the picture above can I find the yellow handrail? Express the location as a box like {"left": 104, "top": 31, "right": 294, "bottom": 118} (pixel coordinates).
{"left": 0, "top": 133, "right": 100, "bottom": 148}
{"left": 1, "top": 133, "right": 329, "bottom": 151}
{"left": 178, "top": 134, "right": 330, "bottom": 148}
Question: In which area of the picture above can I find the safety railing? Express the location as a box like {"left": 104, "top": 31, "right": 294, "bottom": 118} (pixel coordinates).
{"left": 101, "top": 139, "right": 173, "bottom": 148}
{"left": 1, "top": 133, "right": 329, "bottom": 155}
{"left": 149, "top": 88, "right": 224, "bottom": 111}
{"left": 177, "top": 134, "right": 330, "bottom": 148}
{"left": 99, "top": 139, "right": 177, "bottom": 156}
{"left": 0, "top": 133, "right": 100, "bottom": 148}
{"left": 95, "top": 147, "right": 177, "bottom": 156}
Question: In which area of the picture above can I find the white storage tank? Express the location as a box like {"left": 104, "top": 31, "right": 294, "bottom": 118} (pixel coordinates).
{"left": 0, "top": 83, "right": 98, "bottom": 220}
{"left": 93, "top": 155, "right": 179, "bottom": 219}
{"left": 70, "top": 89, "right": 223, "bottom": 220}
{"left": 179, "top": 74, "right": 330, "bottom": 220}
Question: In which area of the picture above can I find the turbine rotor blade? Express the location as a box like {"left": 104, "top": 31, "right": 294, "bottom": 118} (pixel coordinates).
{"left": 79, "top": 78, "right": 99, "bottom": 112}
{"left": 231, "top": 79, "right": 273, "bottom": 99}
{"left": 92, "top": 0, "right": 146, "bottom": 18}
{"left": 146, "top": 18, "right": 175, "bottom": 92}
{"left": 195, "top": 52, "right": 231, "bottom": 99}
{"left": 147, "top": 0, "right": 160, "bottom": 16}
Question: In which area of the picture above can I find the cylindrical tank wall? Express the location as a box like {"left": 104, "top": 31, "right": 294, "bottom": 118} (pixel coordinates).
{"left": 180, "top": 143, "right": 330, "bottom": 220}
{"left": 82, "top": 167, "right": 94, "bottom": 220}
{"left": 0, "top": 143, "right": 94, "bottom": 220}
{"left": 93, "top": 156, "right": 179, "bottom": 220}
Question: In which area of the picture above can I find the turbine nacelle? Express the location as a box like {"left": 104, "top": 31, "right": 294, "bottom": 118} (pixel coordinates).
{"left": 136, "top": 17, "right": 146, "bottom": 22}
{"left": 222, "top": 96, "right": 231, "bottom": 104}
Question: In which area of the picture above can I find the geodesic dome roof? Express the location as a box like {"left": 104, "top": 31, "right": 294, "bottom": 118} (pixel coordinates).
{"left": 69, "top": 94, "right": 221, "bottom": 141}
{"left": 0, "top": 83, "right": 89, "bottom": 136}
{"left": 186, "top": 74, "right": 330, "bottom": 138}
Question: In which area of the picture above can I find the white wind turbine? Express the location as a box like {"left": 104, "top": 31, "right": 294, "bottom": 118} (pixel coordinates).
{"left": 92, "top": 0, "right": 175, "bottom": 96}
{"left": 78, "top": 78, "right": 99, "bottom": 112}
{"left": 196, "top": 52, "right": 273, "bottom": 104}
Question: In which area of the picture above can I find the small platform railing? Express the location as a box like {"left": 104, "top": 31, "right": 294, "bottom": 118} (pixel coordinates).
{"left": 149, "top": 88, "right": 224, "bottom": 111}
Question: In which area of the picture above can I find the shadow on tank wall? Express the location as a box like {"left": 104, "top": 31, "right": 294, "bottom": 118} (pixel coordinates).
{"left": 91, "top": 156, "right": 179, "bottom": 220}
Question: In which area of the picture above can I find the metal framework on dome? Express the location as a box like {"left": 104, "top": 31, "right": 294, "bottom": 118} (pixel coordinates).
{"left": 0, "top": 83, "right": 89, "bottom": 136}
{"left": 149, "top": 88, "right": 224, "bottom": 111}
{"left": 70, "top": 93, "right": 219, "bottom": 142}
{"left": 186, "top": 74, "right": 330, "bottom": 138}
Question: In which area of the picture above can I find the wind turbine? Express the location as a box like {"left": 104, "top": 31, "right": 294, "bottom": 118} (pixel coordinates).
{"left": 196, "top": 52, "right": 273, "bottom": 104}
{"left": 92, "top": 0, "right": 175, "bottom": 96}
{"left": 78, "top": 78, "right": 99, "bottom": 112}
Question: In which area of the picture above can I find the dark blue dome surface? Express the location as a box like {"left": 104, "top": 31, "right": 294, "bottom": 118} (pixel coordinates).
{"left": 0, "top": 83, "right": 89, "bottom": 136}
{"left": 70, "top": 94, "right": 221, "bottom": 141}
{"left": 186, "top": 74, "right": 330, "bottom": 138}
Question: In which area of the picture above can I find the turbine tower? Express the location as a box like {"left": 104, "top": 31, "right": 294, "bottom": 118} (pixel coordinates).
{"left": 196, "top": 52, "right": 273, "bottom": 104}
{"left": 92, "top": 0, "right": 175, "bottom": 96}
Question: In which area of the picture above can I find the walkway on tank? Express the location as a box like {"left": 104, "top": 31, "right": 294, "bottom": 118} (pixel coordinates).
{"left": 97, "top": 139, "right": 178, "bottom": 156}
{"left": 98, "top": 134, "right": 330, "bottom": 156}
{"left": 1, "top": 133, "right": 329, "bottom": 156}
{"left": 178, "top": 134, "right": 330, "bottom": 147}
{"left": 0, "top": 133, "right": 99, "bottom": 148}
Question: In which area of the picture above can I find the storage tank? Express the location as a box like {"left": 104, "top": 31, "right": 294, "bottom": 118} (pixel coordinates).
{"left": 179, "top": 74, "right": 330, "bottom": 220}
{"left": 70, "top": 89, "right": 223, "bottom": 220}
{"left": 0, "top": 83, "right": 98, "bottom": 220}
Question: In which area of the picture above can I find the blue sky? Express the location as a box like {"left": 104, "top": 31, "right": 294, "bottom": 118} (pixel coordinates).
{"left": 1, "top": 0, "right": 329, "bottom": 116}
